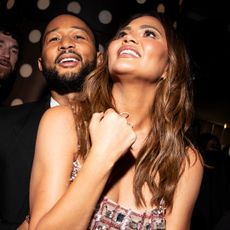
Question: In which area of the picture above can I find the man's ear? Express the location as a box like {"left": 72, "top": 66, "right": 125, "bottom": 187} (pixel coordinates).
{"left": 38, "top": 57, "right": 43, "bottom": 71}
{"left": 96, "top": 52, "right": 103, "bottom": 66}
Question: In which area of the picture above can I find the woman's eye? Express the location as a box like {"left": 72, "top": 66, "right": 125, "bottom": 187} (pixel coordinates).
{"left": 116, "top": 31, "right": 127, "bottom": 39}
{"left": 144, "top": 30, "right": 157, "bottom": 38}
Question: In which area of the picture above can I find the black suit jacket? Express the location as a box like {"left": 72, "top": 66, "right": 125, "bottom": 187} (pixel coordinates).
{"left": 0, "top": 98, "right": 50, "bottom": 229}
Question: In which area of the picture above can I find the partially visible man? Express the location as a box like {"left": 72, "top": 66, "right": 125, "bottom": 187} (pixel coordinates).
{"left": 0, "top": 24, "right": 20, "bottom": 105}
{"left": 0, "top": 13, "right": 100, "bottom": 229}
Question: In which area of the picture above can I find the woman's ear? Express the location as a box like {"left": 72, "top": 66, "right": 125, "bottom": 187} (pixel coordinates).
{"left": 161, "top": 72, "right": 167, "bottom": 80}
{"left": 38, "top": 57, "right": 43, "bottom": 71}
{"left": 96, "top": 52, "right": 103, "bottom": 66}
{"left": 161, "top": 64, "right": 169, "bottom": 80}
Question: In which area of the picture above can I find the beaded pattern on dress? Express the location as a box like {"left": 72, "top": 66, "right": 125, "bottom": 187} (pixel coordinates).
{"left": 70, "top": 159, "right": 81, "bottom": 182}
{"left": 89, "top": 198, "right": 166, "bottom": 230}
{"left": 71, "top": 160, "right": 166, "bottom": 230}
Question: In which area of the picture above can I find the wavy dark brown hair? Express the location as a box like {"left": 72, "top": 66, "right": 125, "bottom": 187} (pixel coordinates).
{"left": 74, "top": 11, "right": 200, "bottom": 211}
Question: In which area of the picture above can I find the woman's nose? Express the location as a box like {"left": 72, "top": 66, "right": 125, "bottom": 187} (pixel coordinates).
{"left": 122, "top": 33, "right": 138, "bottom": 44}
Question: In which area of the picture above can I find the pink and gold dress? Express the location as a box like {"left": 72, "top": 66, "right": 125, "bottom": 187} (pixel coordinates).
{"left": 71, "top": 160, "right": 166, "bottom": 230}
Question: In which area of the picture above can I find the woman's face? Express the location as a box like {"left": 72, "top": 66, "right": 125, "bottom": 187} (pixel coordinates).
{"left": 108, "top": 16, "right": 169, "bottom": 82}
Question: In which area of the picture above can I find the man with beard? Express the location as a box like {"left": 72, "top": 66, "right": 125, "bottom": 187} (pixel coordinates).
{"left": 0, "top": 14, "right": 100, "bottom": 229}
{"left": 0, "top": 24, "right": 20, "bottom": 105}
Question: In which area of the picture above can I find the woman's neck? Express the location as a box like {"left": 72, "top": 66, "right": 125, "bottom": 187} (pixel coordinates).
{"left": 112, "top": 82, "right": 156, "bottom": 132}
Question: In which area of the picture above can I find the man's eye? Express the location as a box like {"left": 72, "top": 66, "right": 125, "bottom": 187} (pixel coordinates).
{"left": 11, "top": 49, "right": 19, "bottom": 55}
{"left": 74, "top": 35, "right": 85, "bottom": 40}
{"left": 48, "top": 37, "right": 59, "bottom": 42}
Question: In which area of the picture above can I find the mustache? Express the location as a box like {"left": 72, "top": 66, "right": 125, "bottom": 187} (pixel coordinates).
{"left": 55, "top": 49, "right": 82, "bottom": 64}
{"left": 0, "top": 57, "right": 11, "bottom": 68}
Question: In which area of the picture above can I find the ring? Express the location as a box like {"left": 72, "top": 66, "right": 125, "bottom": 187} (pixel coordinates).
{"left": 119, "top": 112, "right": 129, "bottom": 118}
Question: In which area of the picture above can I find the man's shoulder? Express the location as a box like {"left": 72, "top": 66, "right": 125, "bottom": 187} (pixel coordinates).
{"left": 0, "top": 98, "right": 50, "bottom": 121}
{"left": 0, "top": 98, "right": 49, "bottom": 113}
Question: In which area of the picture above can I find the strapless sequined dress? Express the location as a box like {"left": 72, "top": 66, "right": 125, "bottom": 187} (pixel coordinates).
{"left": 71, "top": 160, "right": 166, "bottom": 230}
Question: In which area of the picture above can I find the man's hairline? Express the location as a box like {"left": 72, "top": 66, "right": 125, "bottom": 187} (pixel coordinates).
{"left": 0, "top": 31, "right": 19, "bottom": 49}
{"left": 42, "top": 26, "right": 96, "bottom": 46}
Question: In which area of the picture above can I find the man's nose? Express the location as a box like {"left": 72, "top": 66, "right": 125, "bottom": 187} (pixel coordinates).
{"left": 58, "top": 37, "right": 75, "bottom": 50}
{"left": 0, "top": 47, "right": 10, "bottom": 58}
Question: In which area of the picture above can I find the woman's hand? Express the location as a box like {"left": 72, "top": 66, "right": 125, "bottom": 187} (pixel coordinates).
{"left": 89, "top": 108, "right": 136, "bottom": 163}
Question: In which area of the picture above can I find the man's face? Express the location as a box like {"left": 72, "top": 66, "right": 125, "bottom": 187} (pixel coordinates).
{"left": 0, "top": 32, "right": 19, "bottom": 80}
{"left": 38, "top": 14, "right": 98, "bottom": 93}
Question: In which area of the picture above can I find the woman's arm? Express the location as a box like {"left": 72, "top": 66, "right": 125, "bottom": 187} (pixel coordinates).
{"left": 29, "top": 107, "right": 135, "bottom": 230}
{"left": 165, "top": 149, "right": 203, "bottom": 230}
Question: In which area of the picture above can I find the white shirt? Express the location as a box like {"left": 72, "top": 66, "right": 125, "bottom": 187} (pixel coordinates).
{"left": 50, "top": 97, "right": 60, "bottom": 108}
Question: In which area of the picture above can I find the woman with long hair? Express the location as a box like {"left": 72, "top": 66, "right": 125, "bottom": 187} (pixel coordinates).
{"left": 28, "top": 11, "right": 203, "bottom": 230}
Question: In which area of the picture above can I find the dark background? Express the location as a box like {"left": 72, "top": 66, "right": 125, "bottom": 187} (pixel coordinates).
{"left": 0, "top": 0, "right": 229, "bottom": 144}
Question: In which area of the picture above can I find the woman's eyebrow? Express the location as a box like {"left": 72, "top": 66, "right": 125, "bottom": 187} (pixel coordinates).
{"left": 121, "top": 24, "right": 162, "bottom": 35}
{"left": 139, "top": 24, "right": 163, "bottom": 35}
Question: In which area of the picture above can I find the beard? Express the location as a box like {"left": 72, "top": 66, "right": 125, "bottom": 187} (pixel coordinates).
{"left": 41, "top": 59, "right": 97, "bottom": 94}
{"left": 0, "top": 65, "right": 13, "bottom": 81}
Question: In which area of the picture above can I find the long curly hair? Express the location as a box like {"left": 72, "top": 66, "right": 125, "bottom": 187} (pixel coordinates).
{"left": 74, "top": 11, "right": 199, "bottom": 211}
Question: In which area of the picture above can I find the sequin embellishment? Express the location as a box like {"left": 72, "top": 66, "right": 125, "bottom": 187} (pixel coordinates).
{"left": 70, "top": 159, "right": 81, "bottom": 182}
{"left": 89, "top": 198, "right": 166, "bottom": 230}
{"left": 70, "top": 161, "right": 166, "bottom": 229}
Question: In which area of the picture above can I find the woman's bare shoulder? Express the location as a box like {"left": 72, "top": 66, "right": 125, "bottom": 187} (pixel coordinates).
{"left": 35, "top": 105, "right": 78, "bottom": 159}
{"left": 43, "top": 105, "right": 74, "bottom": 118}
{"left": 40, "top": 105, "right": 76, "bottom": 127}
{"left": 186, "top": 147, "right": 203, "bottom": 169}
